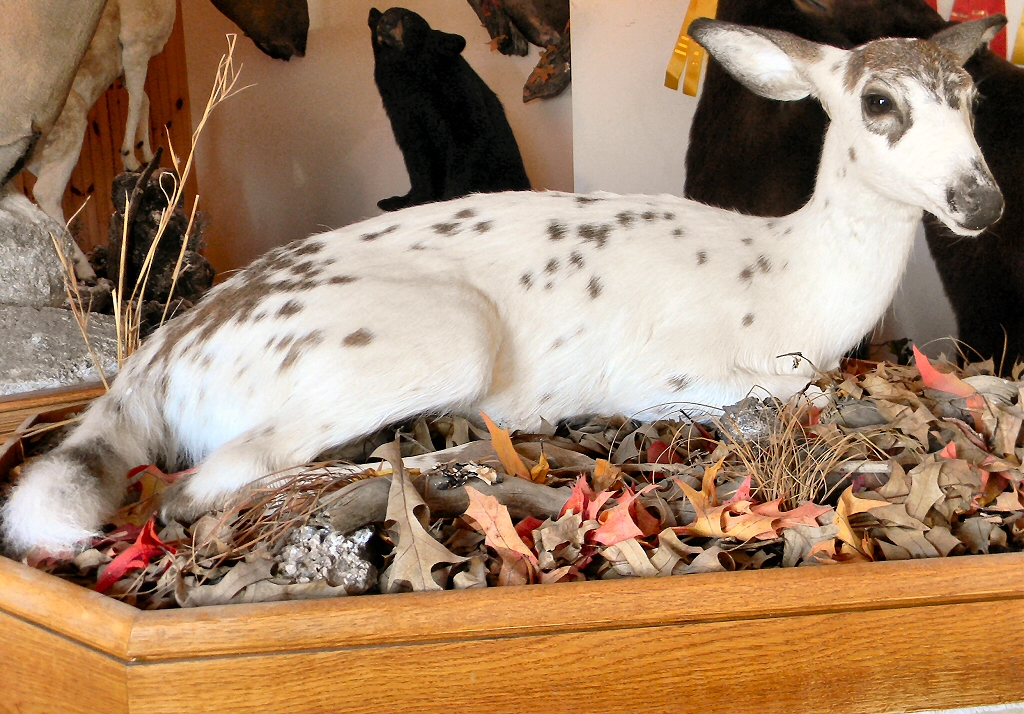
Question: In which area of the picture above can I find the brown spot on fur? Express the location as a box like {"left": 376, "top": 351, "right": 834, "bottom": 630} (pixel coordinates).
{"left": 641, "top": 211, "right": 656, "bottom": 221}
{"left": 587, "top": 276, "right": 602, "bottom": 299}
{"left": 697, "top": 250, "right": 708, "bottom": 265}
{"left": 290, "top": 261, "right": 322, "bottom": 278}
{"left": 521, "top": 272, "right": 533, "bottom": 289}
{"left": 361, "top": 225, "right": 399, "bottom": 241}
{"left": 578, "top": 224, "right": 611, "bottom": 248}
{"left": 742, "top": 313, "right": 755, "bottom": 327}
{"left": 672, "top": 228, "right": 683, "bottom": 237}
{"left": 329, "top": 275, "right": 359, "bottom": 285}
{"left": 663, "top": 212, "right": 675, "bottom": 220}
{"left": 548, "top": 221, "right": 568, "bottom": 241}
{"left": 274, "top": 334, "right": 295, "bottom": 352}
{"left": 849, "top": 147, "right": 856, "bottom": 162}
{"left": 756, "top": 255, "right": 771, "bottom": 273}
{"left": 576, "top": 196, "right": 600, "bottom": 205}
{"left": 569, "top": 251, "right": 584, "bottom": 269}
{"left": 551, "top": 337, "right": 564, "bottom": 349}
{"left": 617, "top": 211, "right": 636, "bottom": 227}
{"left": 432, "top": 222, "right": 459, "bottom": 235}
{"left": 473, "top": 221, "right": 492, "bottom": 233}
{"left": 277, "top": 300, "right": 303, "bottom": 317}
{"left": 455, "top": 208, "right": 477, "bottom": 219}
{"left": 63, "top": 440, "right": 110, "bottom": 481}
{"left": 668, "top": 375, "right": 691, "bottom": 392}
{"left": 742, "top": 237, "right": 754, "bottom": 246}
{"left": 291, "top": 241, "right": 324, "bottom": 256}
{"left": 343, "top": 328, "right": 374, "bottom": 347}
{"left": 545, "top": 258, "right": 559, "bottom": 274}
{"left": 740, "top": 267, "right": 754, "bottom": 282}
{"left": 279, "top": 330, "right": 324, "bottom": 371}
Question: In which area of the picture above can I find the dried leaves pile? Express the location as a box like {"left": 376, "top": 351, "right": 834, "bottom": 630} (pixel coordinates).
{"left": 15, "top": 347, "right": 1024, "bottom": 608}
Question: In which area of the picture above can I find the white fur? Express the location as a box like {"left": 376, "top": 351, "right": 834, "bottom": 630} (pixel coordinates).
{"left": 1, "top": 19, "right": 1002, "bottom": 555}
{"left": 27, "top": 0, "right": 176, "bottom": 280}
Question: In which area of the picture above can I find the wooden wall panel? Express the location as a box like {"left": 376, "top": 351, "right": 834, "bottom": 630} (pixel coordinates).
{"left": 11, "top": 0, "right": 196, "bottom": 258}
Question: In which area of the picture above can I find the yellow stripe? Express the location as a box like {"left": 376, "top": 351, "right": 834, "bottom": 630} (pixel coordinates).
{"left": 665, "top": 0, "right": 719, "bottom": 95}
{"left": 1012, "top": 11, "right": 1024, "bottom": 65}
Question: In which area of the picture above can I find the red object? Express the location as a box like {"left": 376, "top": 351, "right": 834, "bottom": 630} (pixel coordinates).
{"left": 647, "top": 441, "right": 686, "bottom": 465}
{"left": 94, "top": 518, "right": 175, "bottom": 593}
{"left": 514, "top": 516, "right": 544, "bottom": 550}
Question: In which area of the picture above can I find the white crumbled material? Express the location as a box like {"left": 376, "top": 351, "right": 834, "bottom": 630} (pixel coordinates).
{"left": 275, "top": 525, "right": 376, "bottom": 595}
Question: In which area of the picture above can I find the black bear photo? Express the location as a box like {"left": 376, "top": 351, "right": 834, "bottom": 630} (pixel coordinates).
{"left": 369, "top": 6, "right": 531, "bottom": 211}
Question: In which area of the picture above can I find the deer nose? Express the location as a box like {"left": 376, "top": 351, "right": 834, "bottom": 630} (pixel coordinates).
{"left": 947, "top": 170, "right": 1004, "bottom": 231}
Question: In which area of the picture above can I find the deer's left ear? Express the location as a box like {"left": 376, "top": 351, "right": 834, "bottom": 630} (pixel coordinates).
{"left": 689, "top": 18, "right": 825, "bottom": 101}
{"left": 929, "top": 14, "right": 1007, "bottom": 64}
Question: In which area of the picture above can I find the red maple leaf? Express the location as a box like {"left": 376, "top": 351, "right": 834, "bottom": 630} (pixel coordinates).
{"left": 95, "top": 517, "right": 175, "bottom": 593}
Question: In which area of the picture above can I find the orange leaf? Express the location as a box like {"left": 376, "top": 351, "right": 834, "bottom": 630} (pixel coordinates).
{"left": 913, "top": 345, "right": 975, "bottom": 397}
{"left": 529, "top": 452, "right": 550, "bottom": 484}
{"left": 721, "top": 510, "right": 778, "bottom": 541}
{"left": 480, "top": 411, "right": 531, "bottom": 480}
{"left": 939, "top": 441, "right": 957, "bottom": 459}
{"left": 592, "top": 459, "right": 622, "bottom": 491}
{"left": 701, "top": 457, "right": 725, "bottom": 506}
{"left": 592, "top": 485, "right": 656, "bottom": 546}
{"left": 676, "top": 479, "right": 728, "bottom": 538}
{"left": 834, "top": 487, "right": 883, "bottom": 557}
{"left": 463, "top": 486, "right": 537, "bottom": 564}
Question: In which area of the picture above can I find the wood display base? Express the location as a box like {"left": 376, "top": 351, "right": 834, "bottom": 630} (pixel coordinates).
{"left": 2, "top": 405, "right": 1023, "bottom": 713}
{"left": 0, "top": 383, "right": 104, "bottom": 443}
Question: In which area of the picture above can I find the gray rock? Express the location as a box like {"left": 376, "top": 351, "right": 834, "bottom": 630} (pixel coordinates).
{"left": 0, "top": 305, "right": 117, "bottom": 395}
{"left": 275, "top": 525, "right": 377, "bottom": 595}
{"left": 718, "top": 396, "right": 780, "bottom": 444}
{"left": 0, "top": 192, "right": 76, "bottom": 308}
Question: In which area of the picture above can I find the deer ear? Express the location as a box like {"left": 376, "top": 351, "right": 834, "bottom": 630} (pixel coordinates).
{"left": 689, "top": 18, "right": 819, "bottom": 101}
{"left": 929, "top": 14, "right": 1007, "bottom": 64}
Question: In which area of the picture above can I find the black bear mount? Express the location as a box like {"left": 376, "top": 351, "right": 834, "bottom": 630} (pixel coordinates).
{"left": 369, "top": 7, "right": 531, "bottom": 212}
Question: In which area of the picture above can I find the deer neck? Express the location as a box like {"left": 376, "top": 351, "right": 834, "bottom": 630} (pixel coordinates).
{"left": 786, "top": 127, "right": 924, "bottom": 359}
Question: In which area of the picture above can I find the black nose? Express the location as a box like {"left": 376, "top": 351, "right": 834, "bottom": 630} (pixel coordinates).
{"left": 947, "top": 171, "right": 1004, "bottom": 231}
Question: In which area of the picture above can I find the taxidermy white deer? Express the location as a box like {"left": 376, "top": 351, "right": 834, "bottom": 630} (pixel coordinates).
{"left": 27, "top": 0, "right": 176, "bottom": 281}
{"left": 1, "top": 16, "right": 1006, "bottom": 556}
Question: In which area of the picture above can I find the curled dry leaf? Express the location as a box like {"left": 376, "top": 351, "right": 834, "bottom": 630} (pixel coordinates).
{"left": 379, "top": 442, "right": 467, "bottom": 593}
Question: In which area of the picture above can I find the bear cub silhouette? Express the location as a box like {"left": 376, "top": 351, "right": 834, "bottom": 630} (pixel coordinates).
{"left": 369, "top": 7, "right": 531, "bottom": 211}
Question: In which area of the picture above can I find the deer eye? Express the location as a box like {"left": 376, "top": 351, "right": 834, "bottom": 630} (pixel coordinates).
{"left": 863, "top": 93, "right": 894, "bottom": 116}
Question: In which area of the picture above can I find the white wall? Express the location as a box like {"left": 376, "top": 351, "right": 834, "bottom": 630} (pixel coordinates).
{"left": 181, "top": 0, "right": 573, "bottom": 272}
{"left": 571, "top": 0, "right": 1024, "bottom": 359}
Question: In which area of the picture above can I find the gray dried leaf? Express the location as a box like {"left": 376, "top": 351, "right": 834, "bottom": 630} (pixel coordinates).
{"left": 868, "top": 503, "right": 927, "bottom": 530}
{"left": 379, "top": 442, "right": 466, "bottom": 593}
{"left": 924, "top": 525, "right": 963, "bottom": 556}
{"left": 180, "top": 557, "right": 275, "bottom": 607}
{"left": 877, "top": 540, "right": 912, "bottom": 560}
{"left": 684, "top": 545, "right": 733, "bottom": 574}
{"left": 453, "top": 554, "right": 488, "bottom": 589}
{"left": 649, "top": 528, "right": 701, "bottom": 575}
{"left": 603, "top": 537, "right": 658, "bottom": 577}
{"left": 883, "top": 528, "right": 941, "bottom": 558}
{"left": 782, "top": 522, "right": 839, "bottom": 567}
{"left": 905, "top": 462, "right": 944, "bottom": 521}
